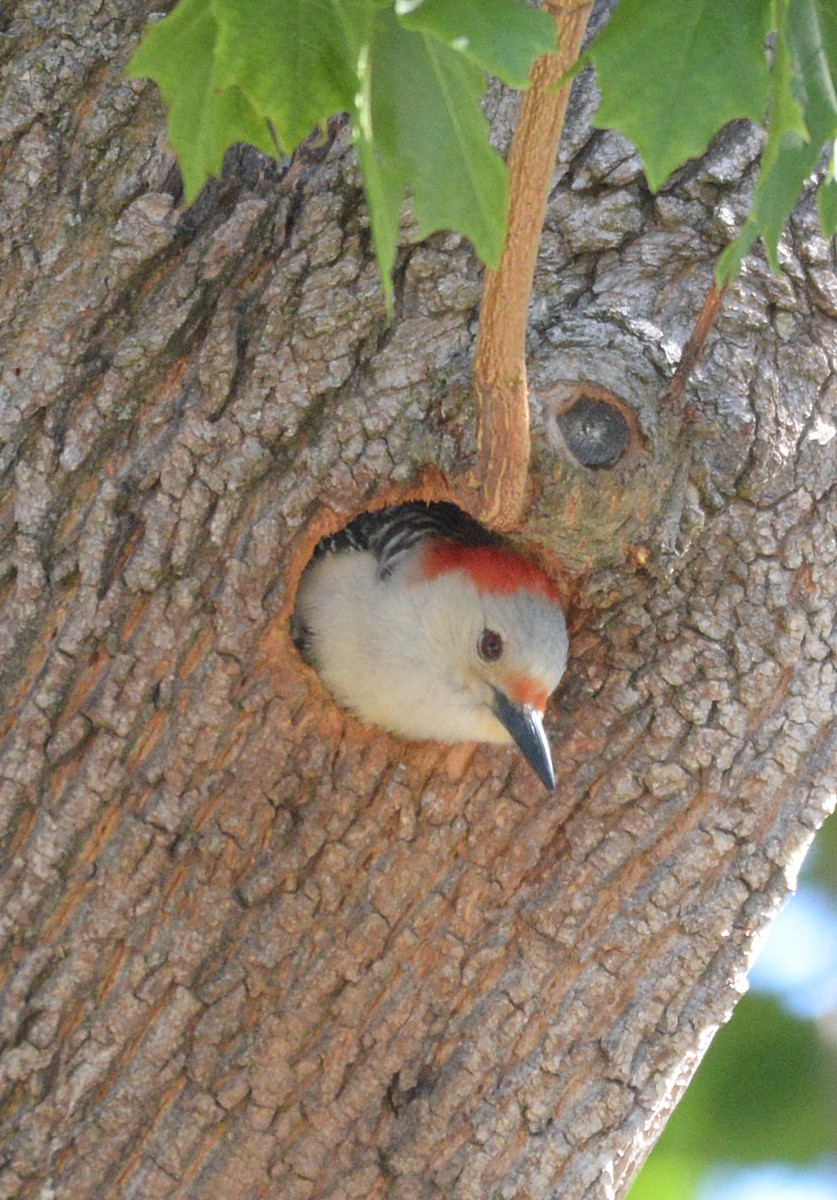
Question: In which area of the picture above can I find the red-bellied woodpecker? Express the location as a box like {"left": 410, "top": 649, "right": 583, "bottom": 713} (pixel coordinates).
{"left": 292, "top": 502, "right": 568, "bottom": 788}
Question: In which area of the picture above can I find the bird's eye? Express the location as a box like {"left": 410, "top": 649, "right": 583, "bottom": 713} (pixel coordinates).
{"left": 478, "top": 629, "right": 504, "bottom": 662}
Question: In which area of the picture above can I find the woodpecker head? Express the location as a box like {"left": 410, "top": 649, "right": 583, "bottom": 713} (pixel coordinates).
{"left": 409, "top": 539, "right": 567, "bottom": 788}
{"left": 293, "top": 502, "right": 569, "bottom": 789}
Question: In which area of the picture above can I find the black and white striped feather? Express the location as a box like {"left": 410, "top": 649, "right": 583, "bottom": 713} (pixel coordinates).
{"left": 312, "top": 502, "right": 501, "bottom": 580}
{"left": 292, "top": 502, "right": 501, "bottom": 656}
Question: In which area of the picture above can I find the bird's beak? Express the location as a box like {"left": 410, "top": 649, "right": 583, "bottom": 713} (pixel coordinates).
{"left": 491, "top": 688, "right": 556, "bottom": 790}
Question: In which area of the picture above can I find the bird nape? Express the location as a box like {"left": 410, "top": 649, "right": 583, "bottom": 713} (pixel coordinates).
{"left": 292, "top": 501, "right": 568, "bottom": 789}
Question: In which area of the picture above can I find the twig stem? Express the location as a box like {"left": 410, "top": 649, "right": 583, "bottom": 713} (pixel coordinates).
{"left": 470, "top": 1, "right": 594, "bottom": 529}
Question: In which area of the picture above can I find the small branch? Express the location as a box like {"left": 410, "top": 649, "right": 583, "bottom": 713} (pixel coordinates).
{"left": 468, "top": 1, "right": 594, "bottom": 530}
{"left": 660, "top": 280, "right": 728, "bottom": 412}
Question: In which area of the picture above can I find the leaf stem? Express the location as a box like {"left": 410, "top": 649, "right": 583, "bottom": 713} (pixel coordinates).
{"left": 468, "top": 0, "right": 594, "bottom": 530}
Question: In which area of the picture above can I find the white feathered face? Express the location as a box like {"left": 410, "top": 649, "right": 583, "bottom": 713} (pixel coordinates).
{"left": 413, "top": 579, "right": 567, "bottom": 787}
{"left": 476, "top": 588, "right": 569, "bottom": 702}
{"left": 417, "top": 573, "right": 569, "bottom": 736}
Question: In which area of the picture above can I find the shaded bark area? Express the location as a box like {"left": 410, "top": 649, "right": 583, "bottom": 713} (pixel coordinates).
{"left": 1, "top": 4, "right": 836, "bottom": 1200}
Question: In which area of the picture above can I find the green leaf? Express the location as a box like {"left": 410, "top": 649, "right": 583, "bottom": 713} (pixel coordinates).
{"left": 210, "top": 0, "right": 375, "bottom": 153}
{"left": 395, "top": 0, "right": 555, "bottom": 89}
{"left": 584, "top": 0, "right": 772, "bottom": 192}
{"left": 718, "top": 0, "right": 837, "bottom": 280}
{"left": 762, "top": 0, "right": 809, "bottom": 178}
{"left": 819, "top": 12, "right": 837, "bottom": 239}
{"left": 354, "top": 129, "right": 406, "bottom": 309}
{"left": 355, "top": 5, "right": 508, "bottom": 311}
{"left": 126, "top": 0, "right": 274, "bottom": 203}
{"left": 129, "top": 0, "right": 551, "bottom": 304}
{"left": 820, "top": 0, "right": 837, "bottom": 71}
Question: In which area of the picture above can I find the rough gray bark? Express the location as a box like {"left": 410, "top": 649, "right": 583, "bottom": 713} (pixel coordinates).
{"left": 1, "top": 3, "right": 836, "bottom": 1199}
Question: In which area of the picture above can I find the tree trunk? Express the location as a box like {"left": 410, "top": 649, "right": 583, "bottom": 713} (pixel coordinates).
{"left": 2, "top": 4, "right": 835, "bottom": 1199}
